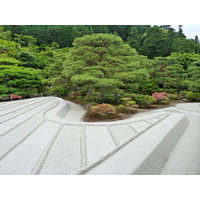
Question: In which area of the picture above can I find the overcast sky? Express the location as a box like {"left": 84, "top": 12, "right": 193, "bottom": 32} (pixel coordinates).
{"left": 171, "top": 25, "right": 200, "bottom": 39}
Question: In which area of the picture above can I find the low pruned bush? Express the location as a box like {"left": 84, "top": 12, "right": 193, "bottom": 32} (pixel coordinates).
{"left": 132, "top": 94, "right": 156, "bottom": 107}
{"left": 152, "top": 92, "right": 169, "bottom": 103}
{"left": 168, "top": 93, "right": 182, "bottom": 100}
{"left": 90, "top": 103, "right": 116, "bottom": 117}
{"left": 186, "top": 92, "right": 200, "bottom": 101}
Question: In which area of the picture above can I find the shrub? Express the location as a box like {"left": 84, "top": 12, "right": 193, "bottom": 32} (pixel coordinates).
{"left": 90, "top": 104, "right": 116, "bottom": 117}
{"left": 96, "top": 94, "right": 115, "bottom": 104}
{"left": 139, "top": 79, "right": 159, "bottom": 95}
{"left": 133, "top": 94, "right": 156, "bottom": 107}
{"left": 152, "top": 92, "right": 169, "bottom": 103}
{"left": 168, "top": 93, "right": 182, "bottom": 100}
{"left": 186, "top": 92, "right": 200, "bottom": 101}
{"left": 10, "top": 94, "right": 22, "bottom": 100}
{"left": 120, "top": 97, "right": 136, "bottom": 107}
{"left": 84, "top": 96, "right": 97, "bottom": 103}
{"left": 116, "top": 104, "right": 136, "bottom": 114}
{"left": 180, "top": 91, "right": 190, "bottom": 98}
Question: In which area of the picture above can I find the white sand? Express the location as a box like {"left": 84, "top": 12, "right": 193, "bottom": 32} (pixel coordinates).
{"left": 0, "top": 97, "right": 199, "bottom": 175}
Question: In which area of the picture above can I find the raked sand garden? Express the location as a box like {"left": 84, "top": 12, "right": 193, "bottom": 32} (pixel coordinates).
{"left": 0, "top": 97, "right": 200, "bottom": 175}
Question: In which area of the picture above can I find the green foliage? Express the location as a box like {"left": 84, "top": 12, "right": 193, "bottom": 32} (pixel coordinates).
{"left": 2, "top": 25, "right": 200, "bottom": 105}
{"left": 187, "top": 60, "right": 200, "bottom": 92}
{"left": 168, "top": 93, "right": 182, "bottom": 100}
{"left": 170, "top": 53, "right": 200, "bottom": 70}
{"left": 0, "top": 57, "right": 21, "bottom": 65}
{"left": 139, "top": 79, "right": 159, "bottom": 95}
{"left": 63, "top": 33, "right": 150, "bottom": 98}
{"left": 0, "top": 65, "right": 43, "bottom": 96}
{"left": 116, "top": 103, "right": 137, "bottom": 114}
{"left": 120, "top": 97, "right": 136, "bottom": 106}
{"left": 172, "top": 38, "right": 196, "bottom": 53}
{"left": 186, "top": 92, "right": 200, "bottom": 101}
{"left": 141, "top": 26, "right": 172, "bottom": 58}
{"left": 96, "top": 94, "right": 115, "bottom": 104}
{"left": 17, "top": 51, "right": 38, "bottom": 67}
{"left": 132, "top": 94, "right": 156, "bottom": 107}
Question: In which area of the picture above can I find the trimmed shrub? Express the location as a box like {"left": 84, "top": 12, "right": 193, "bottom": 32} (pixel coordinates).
{"left": 90, "top": 104, "right": 116, "bottom": 117}
{"left": 180, "top": 91, "right": 190, "bottom": 98}
{"left": 152, "top": 92, "right": 169, "bottom": 103}
{"left": 186, "top": 92, "right": 200, "bottom": 101}
{"left": 84, "top": 96, "right": 97, "bottom": 103}
{"left": 133, "top": 94, "right": 156, "bottom": 107}
{"left": 168, "top": 93, "right": 182, "bottom": 100}
{"left": 120, "top": 97, "right": 136, "bottom": 107}
{"left": 96, "top": 94, "right": 115, "bottom": 104}
{"left": 116, "top": 104, "right": 136, "bottom": 114}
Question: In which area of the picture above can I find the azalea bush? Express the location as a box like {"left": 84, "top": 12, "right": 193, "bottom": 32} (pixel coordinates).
{"left": 90, "top": 103, "right": 116, "bottom": 117}
{"left": 152, "top": 92, "right": 169, "bottom": 103}
{"left": 10, "top": 94, "right": 22, "bottom": 100}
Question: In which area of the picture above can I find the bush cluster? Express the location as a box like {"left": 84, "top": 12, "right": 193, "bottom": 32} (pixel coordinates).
{"left": 132, "top": 94, "right": 156, "bottom": 107}
{"left": 152, "top": 92, "right": 169, "bottom": 103}
{"left": 168, "top": 93, "right": 182, "bottom": 100}
{"left": 120, "top": 97, "right": 136, "bottom": 107}
{"left": 186, "top": 92, "right": 200, "bottom": 101}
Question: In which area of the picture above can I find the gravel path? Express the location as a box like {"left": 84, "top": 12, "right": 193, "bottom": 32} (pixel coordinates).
{"left": 0, "top": 97, "right": 199, "bottom": 175}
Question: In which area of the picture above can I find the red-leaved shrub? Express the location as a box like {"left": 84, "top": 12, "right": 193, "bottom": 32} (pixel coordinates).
{"left": 152, "top": 92, "right": 168, "bottom": 102}
{"left": 10, "top": 94, "right": 22, "bottom": 100}
{"left": 90, "top": 104, "right": 116, "bottom": 117}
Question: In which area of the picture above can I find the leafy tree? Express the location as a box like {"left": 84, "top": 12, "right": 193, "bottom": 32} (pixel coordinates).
{"left": 170, "top": 53, "right": 200, "bottom": 70}
{"left": 13, "top": 34, "right": 37, "bottom": 48}
{"left": 141, "top": 26, "right": 172, "bottom": 58}
{"left": 127, "top": 26, "right": 140, "bottom": 51}
{"left": 187, "top": 60, "right": 200, "bottom": 92}
{"left": 139, "top": 79, "right": 159, "bottom": 95}
{"left": 194, "top": 35, "right": 199, "bottom": 43}
{"left": 0, "top": 65, "right": 43, "bottom": 97}
{"left": 172, "top": 38, "right": 196, "bottom": 53}
{"left": 63, "top": 33, "right": 150, "bottom": 97}
{"left": 0, "top": 57, "right": 21, "bottom": 65}
{"left": 152, "top": 57, "right": 177, "bottom": 91}
{"left": 0, "top": 27, "right": 19, "bottom": 57}
{"left": 166, "top": 63, "right": 187, "bottom": 93}
{"left": 177, "top": 25, "right": 186, "bottom": 38}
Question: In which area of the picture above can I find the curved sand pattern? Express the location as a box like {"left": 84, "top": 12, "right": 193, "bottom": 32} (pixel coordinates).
{"left": 0, "top": 97, "right": 199, "bottom": 175}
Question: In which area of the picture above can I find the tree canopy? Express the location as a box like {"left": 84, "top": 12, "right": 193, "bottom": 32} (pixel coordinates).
{"left": 62, "top": 34, "right": 150, "bottom": 98}
{"left": 0, "top": 25, "right": 200, "bottom": 102}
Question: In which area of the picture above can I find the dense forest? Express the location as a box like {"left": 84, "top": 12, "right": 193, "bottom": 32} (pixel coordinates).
{"left": 1, "top": 25, "right": 200, "bottom": 107}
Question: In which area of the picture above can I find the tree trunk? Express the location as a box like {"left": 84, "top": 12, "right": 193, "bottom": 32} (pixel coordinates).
{"left": 163, "top": 80, "right": 166, "bottom": 92}
{"left": 89, "top": 87, "right": 93, "bottom": 97}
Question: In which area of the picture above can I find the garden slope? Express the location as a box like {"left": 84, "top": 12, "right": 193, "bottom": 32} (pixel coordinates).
{"left": 0, "top": 97, "right": 199, "bottom": 175}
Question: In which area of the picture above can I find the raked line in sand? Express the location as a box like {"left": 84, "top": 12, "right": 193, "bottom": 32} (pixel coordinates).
{"left": 0, "top": 97, "right": 199, "bottom": 175}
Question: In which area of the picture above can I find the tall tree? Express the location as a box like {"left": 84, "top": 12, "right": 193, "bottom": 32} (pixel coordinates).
{"left": 177, "top": 25, "right": 186, "bottom": 38}
{"left": 63, "top": 34, "right": 149, "bottom": 97}
{"left": 141, "top": 26, "right": 172, "bottom": 58}
{"left": 152, "top": 57, "right": 177, "bottom": 91}
{"left": 187, "top": 60, "right": 200, "bottom": 92}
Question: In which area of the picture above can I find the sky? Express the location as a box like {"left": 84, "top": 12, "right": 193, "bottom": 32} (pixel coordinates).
{"left": 171, "top": 25, "right": 200, "bottom": 39}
